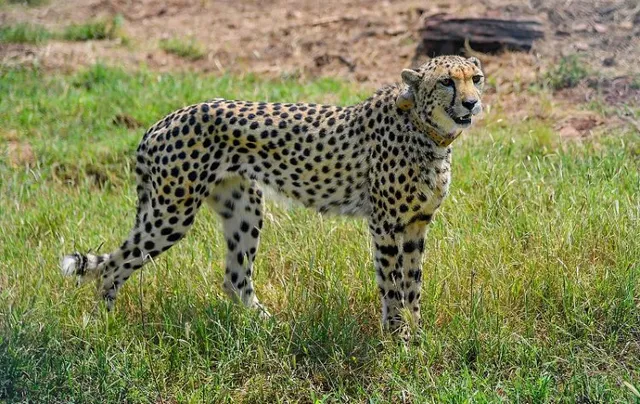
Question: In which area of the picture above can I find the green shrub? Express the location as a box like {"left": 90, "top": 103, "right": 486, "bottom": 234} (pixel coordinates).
{"left": 3, "top": 0, "right": 49, "bottom": 6}
{"left": 61, "top": 20, "right": 116, "bottom": 41}
{"left": 545, "top": 55, "right": 590, "bottom": 90}
{"left": 160, "top": 37, "right": 205, "bottom": 61}
{"left": 0, "top": 23, "right": 51, "bottom": 43}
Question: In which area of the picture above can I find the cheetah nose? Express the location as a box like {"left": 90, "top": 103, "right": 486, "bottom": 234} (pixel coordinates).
{"left": 462, "top": 99, "right": 477, "bottom": 111}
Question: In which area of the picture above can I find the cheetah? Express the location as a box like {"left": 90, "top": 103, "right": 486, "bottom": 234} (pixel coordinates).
{"left": 61, "top": 55, "right": 485, "bottom": 335}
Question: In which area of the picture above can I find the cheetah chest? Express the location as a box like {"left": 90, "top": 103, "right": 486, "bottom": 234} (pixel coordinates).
{"left": 415, "top": 157, "right": 452, "bottom": 215}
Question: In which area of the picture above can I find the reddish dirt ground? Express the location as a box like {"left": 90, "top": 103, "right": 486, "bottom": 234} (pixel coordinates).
{"left": 1, "top": 0, "right": 639, "bottom": 135}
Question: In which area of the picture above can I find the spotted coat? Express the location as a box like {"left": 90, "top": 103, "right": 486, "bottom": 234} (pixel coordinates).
{"left": 61, "top": 55, "right": 485, "bottom": 337}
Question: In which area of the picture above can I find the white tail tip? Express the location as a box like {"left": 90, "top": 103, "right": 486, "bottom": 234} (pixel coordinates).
{"left": 61, "top": 255, "right": 78, "bottom": 276}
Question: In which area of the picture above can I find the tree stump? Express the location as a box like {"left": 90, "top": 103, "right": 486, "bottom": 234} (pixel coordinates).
{"left": 417, "top": 13, "right": 545, "bottom": 56}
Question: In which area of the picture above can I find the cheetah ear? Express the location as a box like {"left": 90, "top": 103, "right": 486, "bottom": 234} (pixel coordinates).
{"left": 398, "top": 69, "right": 420, "bottom": 110}
{"left": 401, "top": 68, "right": 422, "bottom": 88}
{"left": 468, "top": 56, "right": 482, "bottom": 69}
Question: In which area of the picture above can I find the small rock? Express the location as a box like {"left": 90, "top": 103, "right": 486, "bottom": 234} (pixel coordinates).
{"left": 572, "top": 22, "right": 589, "bottom": 32}
{"left": 355, "top": 72, "right": 369, "bottom": 82}
{"left": 593, "top": 23, "right": 607, "bottom": 33}
{"left": 619, "top": 21, "right": 634, "bottom": 30}
{"left": 384, "top": 27, "right": 405, "bottom": 36}
{"left": 575, "top": 42, "right": 589, "bottom": 51}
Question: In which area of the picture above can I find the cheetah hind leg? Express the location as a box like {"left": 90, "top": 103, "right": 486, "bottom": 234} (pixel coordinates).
{"left": 206, "top": 177, "right": 270, "bottom": 318}
{"left": 61, "top": 208, "right": 195, "bottom": 311}
{"left": 61, "top": 183, "right": 201, "bottom": 311}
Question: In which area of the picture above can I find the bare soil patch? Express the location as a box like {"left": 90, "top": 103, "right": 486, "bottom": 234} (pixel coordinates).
{"left": 1, "top": 129, "right": 35, "bottom": 167}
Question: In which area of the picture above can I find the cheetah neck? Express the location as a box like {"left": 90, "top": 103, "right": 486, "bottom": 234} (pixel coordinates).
{"left": 409, "top": 109, "right": 462, "bottom": 148}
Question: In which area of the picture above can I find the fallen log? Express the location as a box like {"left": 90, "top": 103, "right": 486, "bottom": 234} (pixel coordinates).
{"left": 417, "top": 13, "right": 545, "bottom": 56}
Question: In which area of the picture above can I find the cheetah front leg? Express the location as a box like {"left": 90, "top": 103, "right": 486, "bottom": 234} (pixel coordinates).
{"left": 369, "top": 224, "right": 409, "bottom": 339}
{"left": 401, "top": 221, "right": 429, "bottom": 326}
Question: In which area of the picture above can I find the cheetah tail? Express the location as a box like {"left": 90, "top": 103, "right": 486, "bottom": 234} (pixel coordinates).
{"left": 60, "top": 252, "right": 110, "bottom": 283}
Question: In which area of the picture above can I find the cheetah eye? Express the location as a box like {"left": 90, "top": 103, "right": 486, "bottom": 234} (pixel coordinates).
{"left": 439, "top": 78, "right": 454, "bottom": 87}
{"left": 472, "top": 75, "right": 483, "bottom": 84}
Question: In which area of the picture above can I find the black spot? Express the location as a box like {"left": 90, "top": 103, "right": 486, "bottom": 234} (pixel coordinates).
{"left": 403, "top": 241, "right": 417, "bottom": 253}
{"left": 183, "top": 216, "right": 194, "bottom": 226}
{"left": 408, "top": 291, "right": 416, "bottom": 303}
{"left": 378, "top": 244, "right": 399, "bottom": 256}
{"left": 227, "top": 239, "right": 236, "bottom": 251}
{"left": 161, "top": 227, "right": 173, "bottom": 236}
{"left": 408, "top": 213, "right": 433, "bottom": 225}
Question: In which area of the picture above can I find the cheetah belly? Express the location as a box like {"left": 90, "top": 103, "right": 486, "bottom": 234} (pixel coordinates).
{"left": 251, "top": 166, "right": 372, "bottom": 217}
{"left": 244, "top": 142, "right": 372, "bottom": 216}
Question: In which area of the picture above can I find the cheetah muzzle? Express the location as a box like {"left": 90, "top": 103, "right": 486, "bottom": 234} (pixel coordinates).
{"left": 61, "top": 55, "right": 485, "bottom": 339}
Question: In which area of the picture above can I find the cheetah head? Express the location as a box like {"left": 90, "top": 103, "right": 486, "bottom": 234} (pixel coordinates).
{"left": 396, "top": 55, "right": 484, "bottom": 139}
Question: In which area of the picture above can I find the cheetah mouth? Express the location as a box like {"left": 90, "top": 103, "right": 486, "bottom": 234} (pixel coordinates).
{"left": 452, "top": 114, "right": 472, "bottom": 126}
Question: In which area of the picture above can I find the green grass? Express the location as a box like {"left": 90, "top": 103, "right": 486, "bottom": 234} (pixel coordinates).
{"left": 0, "top": 17, "right": 123, "bottom": 44}
{"left": 0, "top": 0, "right": 48, "bottom": 7}
{"left": 0, "top": 22, "right": 52, "bottom": 44}
{"left": 1, "top": 65, "right": 639, "bottom": 402}
{"left": 160, "top": 37, "right": 206, "bottom": 61}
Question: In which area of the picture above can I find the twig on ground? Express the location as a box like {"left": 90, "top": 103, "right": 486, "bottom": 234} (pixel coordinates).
{"left": 284, "top": 15, "right": 358, "bottom": 30}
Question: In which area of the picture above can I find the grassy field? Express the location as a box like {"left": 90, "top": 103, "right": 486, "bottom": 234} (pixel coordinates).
{"left": 1, "top": 65, "right": 639, "bottom": 403}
